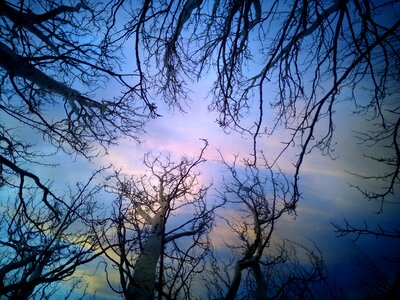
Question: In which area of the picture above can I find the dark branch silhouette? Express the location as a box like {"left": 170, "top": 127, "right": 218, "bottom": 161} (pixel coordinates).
{"left": 1, "top": 0, "right": 399, "bottom": 298}
{"left": 333, "top": 219, "right": 400, "bottom": 241}
{"left": 97, "top": 141, "right": 221, "bottom": 300}
{"left": 0, "top": 168, "right": 104, "bottom": 299}
{"left": 112, "top": 0, "right": 400, "bottom": 261}
{"left": 204, "top": 153, "right": 326, "bottom": 299}
{"left": 0, "top": 0, "right": 152, "bottom": 157}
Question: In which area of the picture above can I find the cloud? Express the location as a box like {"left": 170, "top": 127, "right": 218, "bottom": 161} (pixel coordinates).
{"left": 67, "top": 260, "right": 117, "bottom": 299}
{"left": 209, "top": 215, "right": 241, "bottom": 250}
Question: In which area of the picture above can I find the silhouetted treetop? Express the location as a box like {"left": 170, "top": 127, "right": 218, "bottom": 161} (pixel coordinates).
{"left": 1, "top": 1, "right": 399, "bottom": 298}
{"left": 107, "top": 0, "right": 399, "bottom": 205}
{"left": 2, "top": 1, "right": 398, "bottom": 203}
{"left": 98, "top": 142, "right": 218, "bottom": 300}
{"left": 0, "top": 0, "right": 152, "bottom": 157}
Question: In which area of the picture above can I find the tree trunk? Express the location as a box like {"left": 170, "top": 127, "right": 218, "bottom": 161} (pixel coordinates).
{"left": 252, "top": 263, "right": 268, "bottom": 300}
{"left": 0, "top": 42, "right": 100, "bottom": 112}
{"left": 388, "top": 269, "right": 400, "bottom": 300}
{"left": 225, "top": 263, "right": 242, "bottom": 300}
{"left": 126, "top": 211, "right": 165, "bottom": 300}
{"left": 9, "top": 262, "right": 45, "bottom": 300}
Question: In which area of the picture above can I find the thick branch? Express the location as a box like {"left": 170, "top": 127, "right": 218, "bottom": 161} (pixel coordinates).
{"left": 0, "top": 42, "right": 102, "bottom": 113}
{"left": 0, "top": 154, "right": 60, "bottom": 218}
{"left": 164, "top": 229, "right": 198, "bottom": 243}
{"left": 0, "top": 1, "right": 87, "bottom": 24}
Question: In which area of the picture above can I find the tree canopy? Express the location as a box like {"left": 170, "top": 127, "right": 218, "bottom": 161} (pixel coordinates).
{"left": 0, "top": 0, "right": 399, "bottom": 299}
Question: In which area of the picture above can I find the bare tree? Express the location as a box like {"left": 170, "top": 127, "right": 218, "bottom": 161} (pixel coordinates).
{"left": 0, "top": 118, "right": 107, "bottom": 299}
{"left": 101, "top": 2, "right": 399, "bottom": 288}
{"left": 0, "top": 166, "right": 104, "bottom": 300}
{"left": 3, "top": 0, "right": 397, "bottom": 235}
{"left": 105, "top": 0, "right": 400, "bottom": 208}
{"left": 205, "top": 240, "right": 328, "bottom": 300}
{"left": 204, "top": 153, "right": 325, "bottom": 299}
{"left": 1, "top": 0, "right": 398, "bottom": 298}
{"left": 98, "top": 141, "right": 219, "bottom": 300}
{"left": 0, "top": 1, "right": 154, "bottom": 295}
{"left": 0, "top": 0, "right": 153, "bottom": 157}
{"left": 0, "top": 1, "right": 168, "bottom": 298}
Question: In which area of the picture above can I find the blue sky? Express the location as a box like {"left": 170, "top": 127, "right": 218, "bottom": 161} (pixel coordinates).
{"left": 91, "top": 76, "right": 400, "bottom": 298}
{"left": 1, "top": 1, "right": 399, "bottom": 298}
{"left": 2, "top": 45, "right": 398, "bottom": 300}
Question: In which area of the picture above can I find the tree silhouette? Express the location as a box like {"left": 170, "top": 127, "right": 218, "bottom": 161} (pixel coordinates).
{"left": 108, "top": 1, "right": 400, "bottom": 287}
{"left": 109, "top": 0, "right": 399, "bottom": 205}
{"left": 0, "top": 115, "right": 107, "bottom": 299}
{"left": 0, "top": 166, "right": 103, "bottom": 299}
{"left": 0, "top": 0, "right": 152, "bottom": 157}
{"left": 0, "top": 1, "right": 149, "bottom": 296}
{"left": 97, "top": 142, "right": 219, "bottom": 300}
{"left": 1, "top": 0, "right": 399, "bottom": 298}
{"left": 204, "top": 153, "right": 325, "bottom": 299}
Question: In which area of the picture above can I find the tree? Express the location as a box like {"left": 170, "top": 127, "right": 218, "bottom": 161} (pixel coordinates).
{"left": 105, "top": 1, "right": 400, "bottom": 291}
{"left": 0, "top": 71, "right": 106, "bottom": 298}
{"left": 203, "top": 153, "right": 325, "bottom": 300}
{"left": 107, "top": 0, "right": 399, "bottom": 206}
{"left": 0, "top": 164, "right": 103, "bottom": 299}
{"left": 0, "top": 1, "right": 145, "bottom": 296}
{"left": 1, "top": 0, "right": 399, "bottom": 298}
{"left": 0, "top": 0, "right": 153, "bottom": 157}
{"left": 97, "top": 142, "right": 219, "bottom": 300}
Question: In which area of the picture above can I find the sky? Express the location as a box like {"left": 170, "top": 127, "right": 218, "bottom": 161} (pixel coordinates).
{"left": 14, "top": 65, "right": 397, "bottom": 299}
{"left": 1, "top": 2, "right": 400, "bottom": 299}
{"left": 1, "top": 67, "right": 396, "bottom": 298}
{"left": 85, "top": 77, "right": 400, "bottom": 298}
